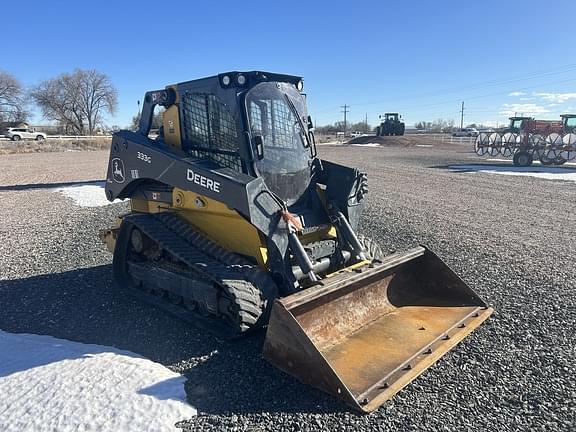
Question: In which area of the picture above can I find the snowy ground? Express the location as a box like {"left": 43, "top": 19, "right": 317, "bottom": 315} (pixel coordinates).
{"left": 351, "top": 143, "right": 380, "bottom": 147}
{"left": 486, "top": 158, "right": 576, "bottom": 166}
{"left": 54, "top": 182, "right": 123, "bottom": 207}
{"left": 0, "top": 331, "right": 196, "bottom": 432}
{"left": 449, "top": 164, "right": 576, "bottom": 183}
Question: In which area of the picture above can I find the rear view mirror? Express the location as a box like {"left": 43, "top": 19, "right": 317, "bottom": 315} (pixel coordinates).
{"left": 254, "top": 135, "right": 265, "bottom": 160}
{"left": 307, "top": 115, "right": 314, "bottom": 131}
{"left": 308, "top": 130, "right": 317, "bottom": 158}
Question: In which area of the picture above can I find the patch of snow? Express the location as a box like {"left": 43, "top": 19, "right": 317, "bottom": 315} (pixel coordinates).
{"left": 352, "top": 143, "right": 380, "bottom": 147}
{"left": 54, "top": 182, "right": 124, "bottom": 207}
{"left": 0, "top": 331, "right": 196, "bottom": 432}
{"left": 416, "top": 144, "right": 434, "bottom": 147}
{"left": 449, "top": 164, "right": 576, "bottom": 183}
{"left": 485, "top": 158, "right": 516, "bottom": 163}
{"left": 486, "top": 158, "right": 576, "bottom": 166}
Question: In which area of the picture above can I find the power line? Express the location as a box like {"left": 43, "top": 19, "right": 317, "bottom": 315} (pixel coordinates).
{"left": 311, "top": 75, "right": 576, "bottom": 126}
{"left": 398, "top": 63, "right": 576, "bottom": 102}
{"left": 311, "top": 63, "right": 576, "bottom": 116}
{"left": 368, "top": 76, "right": 573, "bottom": 113}
{"left": 373, "top": 76, "right": 576, "bottom": 114}
{"left": 340, "top": 104, "right": 349, "bottom": 133}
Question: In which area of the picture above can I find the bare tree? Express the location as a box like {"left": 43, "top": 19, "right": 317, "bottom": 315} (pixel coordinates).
{"left": 79, "top": 69, "right": 117, "bottom": 134}
{"left": 0, "top": 70, "right": 27, "bottom": 122}
{"left": 415, "top": 118, "right": 457, "bottom": 133}
{"left": 31, "top": 69, "right": 117, "bottom": 135}
{"left": 31, "top": 76, "right": 83, "bottom": 134}
{"left": 130, "top": 108, "right": 164, "bottom": 131}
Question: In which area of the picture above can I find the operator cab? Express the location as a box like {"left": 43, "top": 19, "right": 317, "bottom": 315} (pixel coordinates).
{"left": 171, "top": 72, "right": 316, "bottom": 206}
{"left": 507, "top": 116, "right": 533, "bottom": 133}
{"left": 135, "top": 71, "right": 323, "bottom": 217}
{"left": 384, "top": 113, "right": 400, "bottom": 121}
{"left": 561, "top": 114, "right": 576, "bottom": 133}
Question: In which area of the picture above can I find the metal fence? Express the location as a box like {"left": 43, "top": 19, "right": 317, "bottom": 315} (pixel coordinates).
{"left": 0, "top": 135, "right": 112, "bottom": 141}
{"left": 428, "top": 134, "right": 476, "bottom": 145}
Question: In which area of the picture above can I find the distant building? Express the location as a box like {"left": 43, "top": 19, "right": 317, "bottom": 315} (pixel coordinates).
{"left": 1, "top": 121, "right": 29, "bottom": 131}
{"left": 31, "top": 124, "right": 62, "bottom": 134}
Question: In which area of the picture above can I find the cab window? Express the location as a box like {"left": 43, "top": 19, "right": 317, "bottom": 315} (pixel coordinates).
{"left": 181, "top": 92, "right": 242, "bottom": 172}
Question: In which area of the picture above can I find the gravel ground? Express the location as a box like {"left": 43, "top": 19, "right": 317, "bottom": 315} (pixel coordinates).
{"left": 0, "top": 138, "right": 110, "bottom": 155}
{"left": 0, "top": 151, "right": 108, "bottom": 185}
{"left": 0, "top": 141, "right": 574, "bottom": 431}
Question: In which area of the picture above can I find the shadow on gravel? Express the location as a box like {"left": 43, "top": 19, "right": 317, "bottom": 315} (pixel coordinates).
{"left": 431, "top": 163, "right": 509, "bottom": 170}
{"left": 0, "top": 179, "right": 104, "bottom": 191}
{"left": 430, "top": 164, "right": 496, "bottom": 173}
{"left": 431, "top": 163, "right": 576, "bottom": 173}
{"left": 0, "top": 265, "right": 346, "bottom": 415}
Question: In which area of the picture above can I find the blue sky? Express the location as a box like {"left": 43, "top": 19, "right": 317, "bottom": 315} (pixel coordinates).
{"left": 3, "top": 0, "right": 575, "bottom": 128}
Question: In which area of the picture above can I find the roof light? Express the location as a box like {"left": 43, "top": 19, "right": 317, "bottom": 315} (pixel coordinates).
{"left": 222, "top": 75, "right": 231, "bottom": 86}
{"left": 296, "top": 80, "right": 304, "bottom": 91}
{"left": 237, "top": 74, "right": 246, "bottom": 85}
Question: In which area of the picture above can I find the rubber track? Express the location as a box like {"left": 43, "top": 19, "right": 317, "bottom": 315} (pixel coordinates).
{"left": 122, "top": 212, "right": 277, "bottom": 334}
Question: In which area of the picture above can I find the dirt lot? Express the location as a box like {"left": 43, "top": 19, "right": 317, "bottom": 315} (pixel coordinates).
{"left": 0, "top": 138, "right": 111, "bottom": 155}
{"left": 0, "top": 139, "right": 574, "bottom": 431}
{"left": 0, "top": 151, "right": 108, "bottom": 185}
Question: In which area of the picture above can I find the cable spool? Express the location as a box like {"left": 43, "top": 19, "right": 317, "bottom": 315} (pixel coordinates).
{"left": 501, "top": 132, "right": 517, "bottom": 157}
{"left": 487, "top": 132, "right": 502, "bottom": 156}
{"left": 560, "top": 133, "right": 576, "bottom": 160}
{"left": 475, "top": 133, "right": 489, "bottom": 156}
{"left": 545, "top": 133, "right": 563, "bottom": 159}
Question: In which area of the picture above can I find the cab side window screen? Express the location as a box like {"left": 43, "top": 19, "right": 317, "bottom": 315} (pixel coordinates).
{"left": 182, "top": 92, "right": 241, "bottom": 172}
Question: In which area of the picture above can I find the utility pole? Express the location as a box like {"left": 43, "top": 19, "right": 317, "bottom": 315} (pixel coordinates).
{"left": 459, "top": 101, "right": 465, "bottom": 131}
{"left": 365, "top": 113, "right": 368, "bottom": 133}
{"left": 341, "top": 104, "right": 349, "bottom": 135}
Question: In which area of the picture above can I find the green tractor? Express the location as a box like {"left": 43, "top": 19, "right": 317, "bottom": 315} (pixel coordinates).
{"left": 376, "top": 113, "right": 405, "bottom": 136}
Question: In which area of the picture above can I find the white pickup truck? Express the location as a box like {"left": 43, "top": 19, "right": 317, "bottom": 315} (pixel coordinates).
{"left": 452, "top": 128, "right": 479, "bottom": 137}
{"left": 4, "top": 127, "right": 47, "bottom": 141}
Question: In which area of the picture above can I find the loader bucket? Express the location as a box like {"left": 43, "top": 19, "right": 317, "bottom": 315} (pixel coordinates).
{"left": 263, "top": 246, "right": 493, "bottom": 413}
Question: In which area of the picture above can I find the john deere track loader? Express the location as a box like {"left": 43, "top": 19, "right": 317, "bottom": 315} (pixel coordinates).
{"left": 101, "top": 71, "right": 492, "bottom": 412}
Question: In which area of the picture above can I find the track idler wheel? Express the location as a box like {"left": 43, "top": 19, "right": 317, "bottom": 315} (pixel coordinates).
{"left": 148, "top": 286, "right": 165, "bottom": 297}
{"left": 184, "top": 297, "right": 198, "bottom": 311}
{"left": 130, "top": 228, "right": 150, "bottom": 254}
{"left": 168, "top": 293, "right": 183, "bottom": 305}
